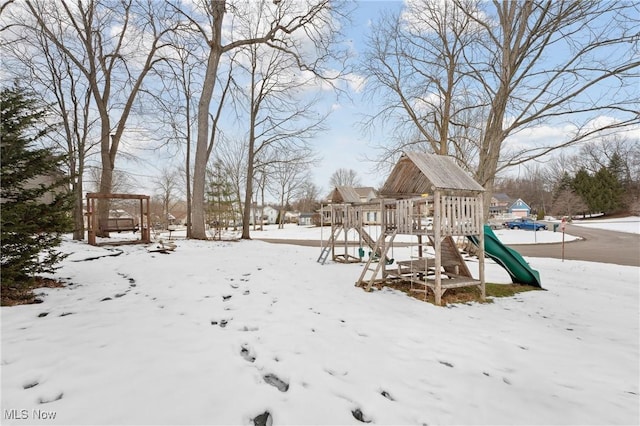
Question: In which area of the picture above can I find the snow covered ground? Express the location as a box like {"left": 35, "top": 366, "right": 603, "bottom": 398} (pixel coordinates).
{"left": 572, "top": 216, "right": 640, "bottom": 235}
{"left": 2, "top": 219, "right": 639, "bottom": 425}
{"left": 249, "top": 223, "right": 581, "bottom": 245}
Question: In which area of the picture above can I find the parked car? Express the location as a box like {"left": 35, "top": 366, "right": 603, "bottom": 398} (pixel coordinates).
{"left": 503, "top": 218, "right": 547, "bottom": 231}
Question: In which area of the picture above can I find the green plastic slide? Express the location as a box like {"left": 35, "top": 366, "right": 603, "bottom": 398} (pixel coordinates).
{"left": 467, "top": 225, "right": 542, "bottom": 288}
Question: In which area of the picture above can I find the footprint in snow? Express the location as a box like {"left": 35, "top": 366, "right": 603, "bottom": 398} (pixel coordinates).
{"left": 38, "top": 392, "right": 63, "bottom": 404}
{"left": 352, "top": 408, "right": 372, "bottom": 423}
{"left": 23, "top": 380, "right": 39, "bottom": 389}
{"left": 252, "top": 411, "right": 272, "bottom": 426}
{"left": 211, "top": 319, "right": 230, "bottom": 328}
{"left": 240, "top": 345, "right": 256, "bottom": 363}
{"left": 263, "top": 374, "right": 289, "bottom": 392}
{"left": 380, "top": 390, "right": 395, "bottom": 401}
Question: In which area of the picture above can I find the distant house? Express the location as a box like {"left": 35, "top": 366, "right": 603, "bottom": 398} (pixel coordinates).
{"left": 284, "top": 211, "right": 300, "bottom": 223}
{"left": 509, "top": 198, "right": 531, "bottom": 218}
{"left": 490, "top": 193, "right": 512, "bottom": 216}
{"left": 324, "top": 186, "right": 381, "bottom": 224}
{"left": 298, "top": 213, "right": 315, "bottom": 226}
{"left": 22, "top": 169, "right": 67, "bottom": 205}
{"left": 354, "top": 187, "right": 377, "bottom": 203}
{"left": 248, "top": 205, "right": 278, "bottom": 225}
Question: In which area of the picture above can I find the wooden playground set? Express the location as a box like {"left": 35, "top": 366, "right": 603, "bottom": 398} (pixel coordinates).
{"left": 317, "top": 152, "right": 486, "bottom": 306}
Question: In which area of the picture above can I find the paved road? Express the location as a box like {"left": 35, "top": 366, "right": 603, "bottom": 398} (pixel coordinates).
{"left": 507, "top": 223, "right": 640, "bottom": 267}
{"left": 259, "top": 223, "right": 640, "bottom": 267}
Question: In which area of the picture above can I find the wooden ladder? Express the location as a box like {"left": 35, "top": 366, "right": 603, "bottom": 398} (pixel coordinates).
{"left": 317, "top": 226, "right": 341, "bottom": 264}
{"left": 355, "top": 230, "right": 397, "bottom": 291}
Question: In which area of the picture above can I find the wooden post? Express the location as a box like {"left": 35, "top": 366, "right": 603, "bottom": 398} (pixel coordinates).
{"left": 561, "top": 217, "right": 566, "bottom": 262}
{"left": 143, "top": 197, "right": 151, "bottom": 243}
{"left": 331, "top": 206, "right": 336, "bottom": 261}
{"left": 478, "top": 193, "right": 485, "bottom": 300}
{"left": 343, "top": 205, "right": 348, "bottom": 259}
{"left": 87, "top": 194, "right": 96, "bottom": 246}
{"left": 434, "top": 190, "right": 442, "bottom": 305}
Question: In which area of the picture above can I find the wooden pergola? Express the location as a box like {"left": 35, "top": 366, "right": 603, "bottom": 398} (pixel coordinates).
{"left": 355, "top": 152, "right": 486, "bottom": 306}
{"left": 86, "top": 192, "right": 151, "bottom": 246}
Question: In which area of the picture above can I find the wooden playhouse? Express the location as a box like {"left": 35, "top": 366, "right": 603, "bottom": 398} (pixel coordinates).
{"left": 317, "top": 186, "right": 385, "bottom": 264}
{"left": 355, "top": 152, "right": 486, "bottom": 306}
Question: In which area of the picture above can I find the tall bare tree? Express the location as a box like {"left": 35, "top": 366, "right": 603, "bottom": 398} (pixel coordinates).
{"left": 362, "top": 0, "right": 481, "bottom": 162}
{"left": 363, "top": 0, "right": 640, "bottom": 214}
{"left": 329, "top": 168, "right": 362, "bottom": 188}
{"left": 466, "top": 1, "right": 639, "bottom": 197}
{"left": 153, "top": 168, "right": 181, "bottom": 228}
{"left": 2, "top": 19, "right": 101, "bottom": 240}
{"left": 293, "top": 181, "right": 322, "bottom": 213}
{"left": 173, "top": 0, "right": 350, "bottom": 239}
{"left": 268, "top": 151, "right": 316, "bottom": 229}
{"left": 236, "top": 37, "right": 327, "bottom": 239}
{"left": 14, "top": 0, "right": 180, "bottom": 235}
{"left": 152, "top": 29, "right": 205, "bottom": 238}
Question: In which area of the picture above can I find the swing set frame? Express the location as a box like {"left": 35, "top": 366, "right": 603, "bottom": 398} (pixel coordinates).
{"left": 86, "top": 192, "right": 152, "bottom": 246}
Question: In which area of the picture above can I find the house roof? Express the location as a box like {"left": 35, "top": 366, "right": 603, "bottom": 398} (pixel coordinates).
{"left": 327, "top": 186, "right": 362, "bottom": 204}
{"left": 353, "top": 187, "right": 377, "bottom": 198}
{"left": 509, "top": 198, "right": 531, "bottom": 211}
{"left": 380, "top": 152, "right": 485, "bottom": 196}
{"left": 492, "top": 193, "right": 512, "bottom": 202}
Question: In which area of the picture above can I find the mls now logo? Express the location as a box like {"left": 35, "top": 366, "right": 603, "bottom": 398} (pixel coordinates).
{"left": 4, "top": 409, "right": 57, "bottom": 420}
{"left": 4, "top": 409, "right": 29, "bottom": 420}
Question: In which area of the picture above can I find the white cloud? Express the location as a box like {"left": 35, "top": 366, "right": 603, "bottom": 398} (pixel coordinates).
{"left": 344, "top": 73, "right": 366, "bottom": 93}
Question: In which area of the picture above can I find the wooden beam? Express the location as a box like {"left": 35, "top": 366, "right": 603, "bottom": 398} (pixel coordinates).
{"left": 86, "top": 192, "right": 150, "bottom": 200}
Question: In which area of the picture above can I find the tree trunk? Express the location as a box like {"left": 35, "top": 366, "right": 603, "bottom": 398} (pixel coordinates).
{"left": 191, "top": 1, "right": 225, "bottom": 240}
{"left": 72, "top": 177, "right": 84, "bottom": 240}
{"left": 241, "top": 150, "right": 254, "bottom": 239}
{"left": 96, "top": 127, "right": 113, "bottom": 237}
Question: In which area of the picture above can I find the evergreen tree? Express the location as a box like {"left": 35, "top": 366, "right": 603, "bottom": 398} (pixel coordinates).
{"left": 572, "top": 168, "right": 596, "bottom": 214}
{"left": 608, "top": 152, "right": 629, "bottom": 188}
{"left": 1, "top": 86, "right": 73, "bottom": 291}
{"left": 571, "top": 166, "right": 624, "bottom": 214}
{"left": 593, "top": 167, "right": 624, "bottom": 213}
{"left": 205, "top": 162, "right": 238, "bottom": 237}
{"left": 552, "top": 172, "right": 574, "bottom": 203}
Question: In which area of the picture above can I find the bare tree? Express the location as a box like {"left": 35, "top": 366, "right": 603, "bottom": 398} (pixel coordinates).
{"left": 14, "top": 0, "right": 181, "bottom": 235}
{"left": 172, "top": 0, "right": 351, "bottom": 240}
{"left": 235, "top": 37, "right": 328, "bottom": 239}
{"left": 2, "top": 19, "right": 101, "bottom": 240}
{"left": 268, "top": 152, "right": 316, "bottom": 229}
{"left": 153, "top": 168, "right": 181, "bottom": 229}
{"left": 362, "top": 0, "right": 640, "bottom": 215}
{"left": 151, "top": 29, "right": 206, "bottom": 238}
{"left": 361, "top": 0, "right": 482, "bottom": 163}
{"left": 294, "top": 181, "right": 322, "bottom": 213}
{"left": 463, "top": 0, "right": 639, "bottom": 198}
{"left": 329, "top": 168, "right": 362, "bottom": 188}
